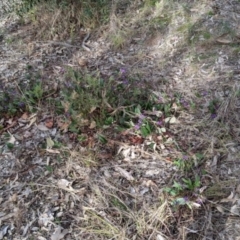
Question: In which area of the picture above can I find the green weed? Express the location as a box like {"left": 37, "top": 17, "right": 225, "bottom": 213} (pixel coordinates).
{"left": 182, "top": 176, "right": 200, "bottom": 191}
{"left": 0, "top": 88, "right": 26, "bottom": 116}
{"left": 165, "top": 176, "right": 201, "bottom": 208}
{"left": 173, "top": 157, "right": 193, "bottom": 171}
{"left": 46, "top": 165, "right": 53, "bottom": 173}
{"left": 111, "top": 197, "right": 128, "bottom": 211}
{"left": 6, "top": 143, "right": 14, "bottom": 150}
{"left": 60, "top": 68, "right": 180, "bottom": 138}
{"left": 62, "top": 69, "right": 153, "bottom": 129}
{"left": 208, "top": 98, "right": 220, "bottom": 116}
{"left": 164, "top": 181, "right": 183, "bottom": 197}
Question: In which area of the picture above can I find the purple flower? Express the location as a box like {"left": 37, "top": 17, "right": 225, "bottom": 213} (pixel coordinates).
{"left": 211, "top": 113, "right": 217, "bottom": 119}
{"left": 139, "top": 114, "right": 145, "bottom": 120}
{"left": 135, "top": 123, "right": 141, "bottom": 130}
{"left": 18, "top": 102, "right": 25, "bottom": 108}
{"left": 157, "top": 120, "right": 163, "bottom": 126}
{"left": 65, "top": 112, "right": 71, "bottom": 118}
{"left": 64, "top": 81, "right": 73, "bottom": 89}
{"left": 180, "top": 99, "right": 189, "bottom": 108}
{"left": 60, "top": 68, "right": 65, "bottom": 74}
{"left": 120, "top": 68, "right": 126, "bottom": 75}
{"left": 123, "top": 79, "right": 129, "bottom": 85}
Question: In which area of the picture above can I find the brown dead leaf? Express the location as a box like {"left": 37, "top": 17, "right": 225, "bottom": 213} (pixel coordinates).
{"left": 6, "top": 118, "right": 13, "bottom": 124}
{"left": 115, "top": 167, "right": 134, "bottom": 181}
{"left": 46, "top": 149, "right": 60, "bottom": 154}
{"left": 165, "top": 157, "right": 172, "bottom": 162}
{"left": 37, "top": 124, "right": 49, "bottom": 131}
{"left": 88, "top": 136, "right": 95, "bottom": 148}
{"left": 21, "top": 112, "right": 29, "bottom": 120}
{"left": 121, "top": 129, "right": 131, "bottom": 135}
{"left": 97, "top": 152, "right": 113, "bottom": 160}
{"left": 216, "top": 38, "right": 232, "bottom": 44}
{"left": 69, "top": 133, "right": 78, "bottom": 140}
{"left": 128, "top": 135, "right": 144, "bottom": 144}
{"left": 57, "top": 120, "right": 71, "bottom": 132}
{"left": 45, "top": 118, "right": 54, "bottom": 128}
{"left": 171, "top": 102, "right": 179, "bottom": 111}
{"left": 89, "top": 120, "right": 96, "bottom": 129}
{"left": 28, "top": 116, "right": 37, "bottom": 127}
{"left": 78, "top": 58, "right": 88, "bottom": 67}
{"left": 10, "top": 193, "right": 18, "bottom": 203}
{"left": 61, "top": 101, "right": 70, "bottom": 113}
{"left": 90, "top": 106, "right": 97, "bottom": 113}
{"left": 220, "top": 191, "right": 235, "bottom": 203}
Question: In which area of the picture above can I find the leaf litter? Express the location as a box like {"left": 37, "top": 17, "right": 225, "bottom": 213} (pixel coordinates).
{"left": 1, "top": 0, "right": 240, "bottom": 239}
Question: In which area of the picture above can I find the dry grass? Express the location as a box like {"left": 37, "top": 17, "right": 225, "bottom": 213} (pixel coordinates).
{"left": 2, "top": 0, "right": 240, "bottom": 239}
{"left": 16, "top": 0, "right": 111, "bottom": 41}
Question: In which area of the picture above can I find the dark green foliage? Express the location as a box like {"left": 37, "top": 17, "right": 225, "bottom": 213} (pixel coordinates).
{"left": 61, "top": 69, "right": 157, "bottom": 128}
{"left": 0, "top": 88, "right": 26, "bottom": 116}
{"left": 15, "top": 0, "right": 111, "bottom": 26}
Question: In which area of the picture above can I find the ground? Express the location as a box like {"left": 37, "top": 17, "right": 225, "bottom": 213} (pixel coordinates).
{"left": 1, "top": 0, "right": 240, "bottom": 239}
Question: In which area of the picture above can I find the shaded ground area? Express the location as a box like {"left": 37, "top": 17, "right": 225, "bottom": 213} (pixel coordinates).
{"left": 1, "top": 0, "right": 240, "bottom": 239}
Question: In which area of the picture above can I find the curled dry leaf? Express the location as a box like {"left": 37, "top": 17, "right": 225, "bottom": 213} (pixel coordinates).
{"left": 128, "top": 135, "right": 144, "bottom": 144}
{"left": 37, "top": 237, "right": 47, "bottom": 240}
{"left": 21, "top": 112, "right": 29, "bottom": 120}
{"left": 7, "top": 134, "right": 16, "bottom": 144}
{"left": 57, "top": 179, "right": 72, "bottom": 188}
{"left": 89, "top": 120, "right": 96, "bottom": 129}
{"left": 90, "top": 106, "right": 96, "bottom": 113}
{"left": 115, "top": 167, "right": 134, "bottom": 181}
{"left": 28, "top": 116, "right": 37, "bottom": 128}
{"left": 45, "top": 118, "right": 54, "bottom": 128}
{"left": 51, "top": 226, "right": 68, "bottom": 240}
{"left": 216, "top": 38, "right": 232, "bottom": 44}
{"left": 57, "top": 179, "right": 76, "bottom": 192}
{"left": 38, "top": 212, "right": 54, "bottom": 227}
{"left": 46, "top": 149, "right": 60, "bottom": 154}
{"left": 164, "top": 116, "right": 177, "bottom": 124}
{"left": 156, "top": 234, "right": 166, "bottom": 240}
{"left": 78, "top": 57, "right": 88, "bottom": 67}
{"left": 0, "top": 225, "right": 9, "bottom": 239}
{"left": 216, "top": 204, "right": 225, "bottom": 214}
{"left": 230, "top": 205, "right": 239, "bottom": 216}
{"left": 190, "top": 202, "right": 201, "bottom": 208}
{"left": 37, "top": 124, "right": 49, "bottom": 131}
{"left": 220, "top": 191, "right": 235, "bottom": 203}
{"left": 122, "top": 148, "right": 131, "bottom": 158}
{"left": 236, "top": 184, "right": 240, "bottom": 194}
{"left": 57, "top": 120, "right": 71, "bottom": 132}
{"left": 143, "top": 110, "right": 163, "bottom": 117}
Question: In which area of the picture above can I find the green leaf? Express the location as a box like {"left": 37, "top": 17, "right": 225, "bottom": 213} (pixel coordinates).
{"left": 98, "top": 134, "right": 108, "bottom": 144}
{"left": 195, "top": 153, "right": 204, "bottom": 161}
{"left": 46, "top": 165, "right": 53, "bottom": 173}
{"left": 7, "top": 143, "right": 14, "bottom": 149}
{"left": 173, "top": 181, "right": 182, "bottom": 190}
{"left": 173, "top": 197, "right": 188, "bottom": 206}
{"left": 140, "top": 126, "right": 149, "bottom": 137}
